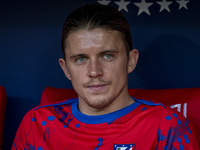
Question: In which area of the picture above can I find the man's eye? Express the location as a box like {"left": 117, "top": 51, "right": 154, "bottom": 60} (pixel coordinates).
{"left": 75, "top": 57, "right": 87, "bottom": 64}
{"left": 102, "top": 54, "right": 113, "bottom": 60}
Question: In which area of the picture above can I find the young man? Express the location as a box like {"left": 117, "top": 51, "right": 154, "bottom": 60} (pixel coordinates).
{"left": 12, "top": 3, "right": 199, "bottom": 150}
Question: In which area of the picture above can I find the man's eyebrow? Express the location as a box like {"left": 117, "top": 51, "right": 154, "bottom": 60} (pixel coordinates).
{"left": 99, "top": 50, "right": 119, "bottom": 54}
{"left": 70, "top": 54, "right": 87, "bottom": 59}
{"left": 69, "top": 50, "right": 119, "bottom": 59}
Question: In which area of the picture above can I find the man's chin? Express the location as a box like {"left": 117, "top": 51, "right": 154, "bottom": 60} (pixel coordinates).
{"left": 85, "top": 96, "right": 113, "bottom": 109}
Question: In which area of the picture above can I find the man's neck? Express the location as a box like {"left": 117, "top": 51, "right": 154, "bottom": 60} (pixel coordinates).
{"left": 78, "top": 92, "right": 135, "bottom": 116}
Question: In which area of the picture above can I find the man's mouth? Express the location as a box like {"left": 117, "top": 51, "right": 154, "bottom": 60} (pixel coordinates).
{"left": 88, "top": 84, "right": 106, "bottom": 89}
{"left": 83, "top": 79, "right": 111, "bottom": 93}
{"left": 86, "top": 83, "right": 109, "bottom": 93}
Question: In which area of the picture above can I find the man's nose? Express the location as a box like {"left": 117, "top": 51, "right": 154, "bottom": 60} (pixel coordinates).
{"left": 88, "top": 59, "right": 103, "bottom": 78}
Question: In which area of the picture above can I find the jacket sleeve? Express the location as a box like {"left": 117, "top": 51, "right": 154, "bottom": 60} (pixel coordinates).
{"left": 156, "top": 106, "right": 199, "bottom": 150}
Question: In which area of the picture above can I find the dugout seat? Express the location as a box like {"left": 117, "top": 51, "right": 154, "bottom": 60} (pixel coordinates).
{"left": 0, "top": 86, "right": 7, "bottom": 150}
{"left": 40, "top": 87, "right": 200, "bottom": 146}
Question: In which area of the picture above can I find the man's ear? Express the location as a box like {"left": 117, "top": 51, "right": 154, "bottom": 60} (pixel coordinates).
{"left": 128, "top": 49, "right": 139, "bottom": 73}
{"left": 59, "top": 58, "right": 71, "bottom": 80}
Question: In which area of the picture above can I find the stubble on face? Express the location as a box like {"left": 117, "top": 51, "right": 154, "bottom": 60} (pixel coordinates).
{"left": 63, "top": 28, "right": 134, "bottom": 115}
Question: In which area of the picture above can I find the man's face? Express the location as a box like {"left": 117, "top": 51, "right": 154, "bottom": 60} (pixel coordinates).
{"left": 59, "top": 28, "right": 138, "bottom": 115}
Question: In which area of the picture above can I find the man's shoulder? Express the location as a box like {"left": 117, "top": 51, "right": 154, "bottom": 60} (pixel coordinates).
{"left": 133, "top": 98, "right": 165, "bottom": 108}
{"left": 34, "top": 98, "right": 78, "bottom": 110}
{"left": 133, "top": 97, "right": 186, "bottom": 119}
{"left": 23, "top": 98, "right": 78, "bottom": 119}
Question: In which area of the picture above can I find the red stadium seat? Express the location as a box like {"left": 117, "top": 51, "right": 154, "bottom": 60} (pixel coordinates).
{"left": 0, "top": 86, "right": 7, "bottom": 150}
{"left": 40, "top": 87, "right": 77, "bottom": 105}
{"left": 40, "top": 87, "right": 200, "bottom": 146}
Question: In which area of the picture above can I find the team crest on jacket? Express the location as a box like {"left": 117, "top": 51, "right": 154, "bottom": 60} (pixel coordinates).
{"left": 113, "top": 144, "right": 135, "bottom": 150}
